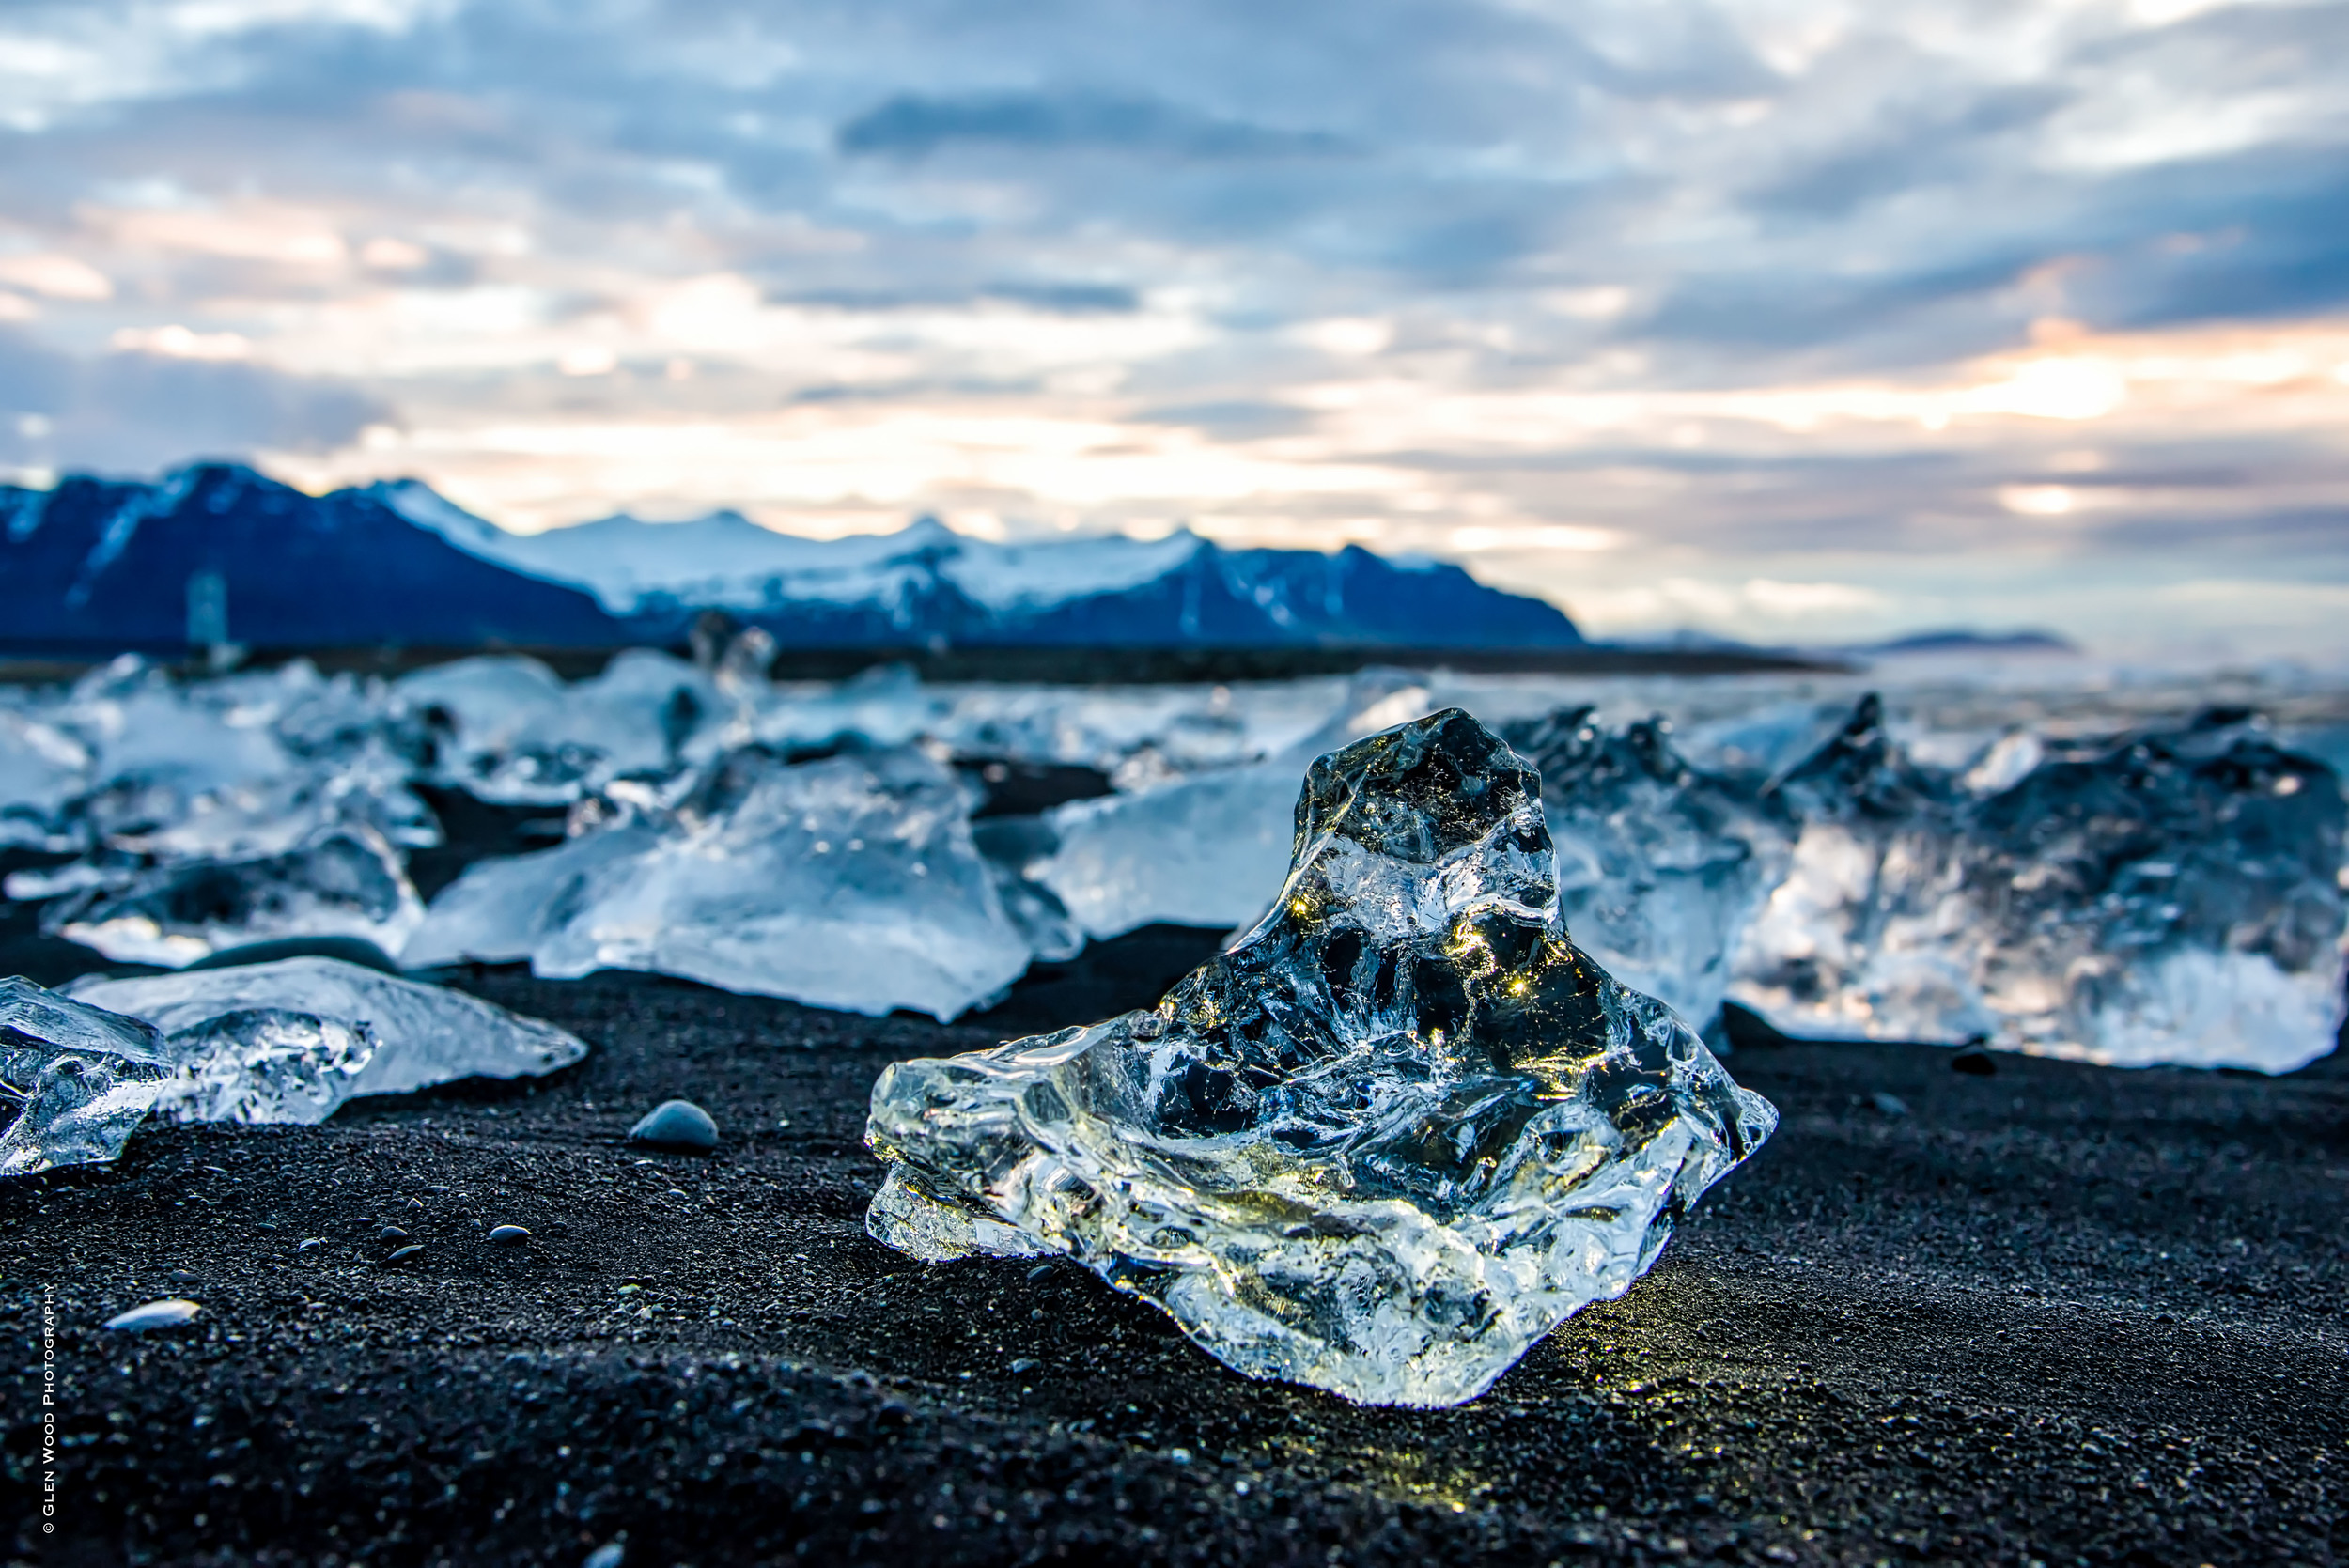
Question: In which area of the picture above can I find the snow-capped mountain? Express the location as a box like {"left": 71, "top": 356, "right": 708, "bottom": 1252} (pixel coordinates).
{"left": 1, "top": 463, "right": 1584, "bottom": 651}
{"left": 382, "top": 483, "right": 1583, "bottom": 647}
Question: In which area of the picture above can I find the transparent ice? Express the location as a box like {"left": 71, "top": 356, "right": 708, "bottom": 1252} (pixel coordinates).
{"left": 865, "top": 709, "right": 1776, "bottom": 1407}
{"left": 398, "top": 651, "right": 719, "bottom": 805}
{"left": 404, "top": 745, "right": 1033, "bottom": 1020}
{"left": 1500, "top": 706, "right": 1790, "bottom": 1032}
{"left": 41, "top": 825, "right": 425, "bottom": 968}
{"left": 1030, "top": 673, "right": 1435, "bottom": 939}
{"left": 1731, "top": 696, "right": 2348, "bottom": 1071}
{"left": 68, "top": 957, "right": 586, "bottom": 1125}
{"left": 0, "top": 977, "right": 176, "bottom": 1176}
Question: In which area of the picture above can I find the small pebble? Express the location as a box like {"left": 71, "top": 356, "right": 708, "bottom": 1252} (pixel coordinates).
{"left": 1026, "top": 1265, "right": 1051, "bottom": 1281}
{"left": 666, "top": 1188, "right": 689, "bottom": 1201}
{"left": 583, "top": 1544, "right": 626, "bottom": 1568}
{"left": 297, "top": 1238, "right": 324, "bottom": 1251}
{"left": 1869, "top": 1091, "right": 1910, "bottom": 1118}
{"left": 171, "top": 1269, "right": 200, "bottom": 1282}
{"left": 629, "top": 1099, "right": 719, "bottom": 1152}
{"left": 1008, "top": 1358, "right": 1037, "bottom": 1374}
{"left": 386, "top": 1245, "right": 424, "bottom": 1264}
{"left": 104, "top": 1299, "right": 201, "bottom": 1333}
{"left": 488, "top": 1225, "right": 531, "bottom": 1246}
{"left": 381, "top": 1225, "right": 411, "bottom": 1241}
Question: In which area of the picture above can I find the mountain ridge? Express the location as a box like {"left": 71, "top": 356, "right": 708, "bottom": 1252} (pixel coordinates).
{"left": 0, "top": 463, "right": 1585, "bottom": 652}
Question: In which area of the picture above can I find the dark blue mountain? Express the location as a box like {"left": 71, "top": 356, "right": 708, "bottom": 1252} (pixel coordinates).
{"left": 0, "top": 464, "right": 1584, "bottom": 651}
{"left": 1, "top": 464, "right": 626, "bottom": 650}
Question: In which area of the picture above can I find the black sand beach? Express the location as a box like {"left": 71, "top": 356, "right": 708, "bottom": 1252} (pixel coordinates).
{"left": 4, "top": 924, "right": 2345, "bottom": 1567}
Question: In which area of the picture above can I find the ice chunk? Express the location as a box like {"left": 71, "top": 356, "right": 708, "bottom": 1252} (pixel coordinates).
{"left": 1032, "top": 673, "right": 1435, "bottom": 939}
{"left": 399, "top": 651, "right": 719, "bottom": 805}
{"left": 104, "top": 1299, "right": 202, "bottom": 1332}
{"left": 1501, "top": 706, "right": 1789, "bottom": 1031}
{"left": 1731, "top": 698, "right": 2348, "bottom": 1071}
{"left": 0, "top": 977, "right": 176, "bottom": 1175}
{"left": 67, "top": 957, "right": 586, "bottom": 1124}
{"left": 0, "top": 703, "right": 89, "bottom": 849}
{"left": 865, "top": 709, "right": 1776, "bottom": 1407}
{"left": 404, "top": 746, "right": 1033, "bottom": 1020}
{"left": 43, "top": 826, "right": 425, "bottom": 968}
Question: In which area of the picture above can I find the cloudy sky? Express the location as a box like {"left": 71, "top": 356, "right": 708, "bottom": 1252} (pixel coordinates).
{"left": 2, "top": 0, "right": 2345, "bottom": 653}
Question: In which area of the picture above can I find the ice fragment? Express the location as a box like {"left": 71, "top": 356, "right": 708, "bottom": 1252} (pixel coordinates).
{"left": 1032, "top": 672, "right": 1434, "bottom": 939}
{"left": 1501, "top": 706, "right": 1789, "bottom": 1031}
{"left": 103, "top": 1299, "right": 202, "bottom": 1332}
{"left": 65, "top": 957, "right": 586, "bottom": 1126}
{"left": 0, "top": 977, "right": 177, "bottom": 1176}
{"left": 42, "top": 826, "right": 424, "bottom": 968}
{"left": 864, "top": 709, "right": 1776, "bottom": 1407}
{"left": 405, "top": 746, "right": 1031, "bottom": 1020}
{"left": 1731, "top": 697, "right": 2348, "bottom": 1070}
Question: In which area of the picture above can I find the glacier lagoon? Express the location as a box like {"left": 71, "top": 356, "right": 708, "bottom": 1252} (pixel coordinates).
{"left": 1, "top": 646, "right": 2343, "bottom": 1071}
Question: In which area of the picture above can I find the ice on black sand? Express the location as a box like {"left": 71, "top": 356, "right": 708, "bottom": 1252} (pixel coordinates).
{"left": 866, "top": 709, "right": 1775, "bottom": 1408}
{"left": 0, "top": 977, "right": 177, "bottom": 1176}
{"left": 630, "top": 1099, "right": 718, "bottom": 1151}
{"left": 105, "top": 1299, "right": 202, "bottom": 1332}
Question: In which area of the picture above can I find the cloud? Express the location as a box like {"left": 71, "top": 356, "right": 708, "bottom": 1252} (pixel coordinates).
{"left": 836, "top": 90, "right": 1345, "bottom": 161}
{"left": 0, "top": 327, "right": 386, "bottom": 474}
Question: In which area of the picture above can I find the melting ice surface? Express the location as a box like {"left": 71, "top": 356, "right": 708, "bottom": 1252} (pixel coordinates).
{"left": 864, "top": 710, "right": 1777, "bottom": 1407}
{"left": 0, "top": 960, "right": 584, "bottom": 1172}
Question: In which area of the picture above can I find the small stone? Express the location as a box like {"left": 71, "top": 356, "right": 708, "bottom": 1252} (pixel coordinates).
{"left": 1008, "top": 1358, "right": 1037, "bottom": 1374}
{"left": 386, "top": 1245, "right": 424, "bottom": 1264}
{"left": 583, "top": 1545, "right": 626, "bottom": 1568}
{"left": 1869, "top": 1092, "right": 1910, "bottom": 1118}
{"left": 629, "top": 1099, "right": 719, "bottom": 1152}
{"left": 297, "top": 1237, "right": 324, "bottom": 1250}
{"left": 666, "top": 1188, "right": 689, "bottom": 1200}
{"left": 171, "top": 1269, "right": 200, "bottom": 1283}
{"left": 104, "top": 1299, "right": 202, "bottom": 1332}
{"left": 380, "top": 1225, "right": 411, "bottom": 1241}
{"left": 488, "top": 1225, "right": 531, "bottom": 1245}
{"left": 1025, "top": 1265, "right": 1051, "bottom": 1281}
{"left": 1952, "top": 1046, "right": 1998, "bottom": 1077}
